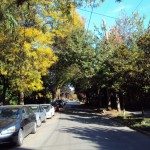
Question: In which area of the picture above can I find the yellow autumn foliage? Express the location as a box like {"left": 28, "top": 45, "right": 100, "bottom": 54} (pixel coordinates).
{"left": 0, "top": 0, "right": 84, "bottom": 94}
{"left": 0, "top": 33, "right": 6, "bottom": 43}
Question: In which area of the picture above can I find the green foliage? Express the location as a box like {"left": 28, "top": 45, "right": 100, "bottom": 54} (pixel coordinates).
{"left": 47, "top": 28, "right": 99, "bottom": 93}
{"left": 0, "top": 0, "right": 148, "bottom": 107}
{"left": 71, "top": 13, "right": 150, "bottom": 107}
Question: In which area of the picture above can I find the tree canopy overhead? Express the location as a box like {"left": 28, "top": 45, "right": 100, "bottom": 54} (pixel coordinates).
{"left": 1, "top": 0, "right": 149, "bottom": 111}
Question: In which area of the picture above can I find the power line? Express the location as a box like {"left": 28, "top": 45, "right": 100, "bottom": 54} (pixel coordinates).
{"left": 78, "top": 8, "right": 118, "bottom": 20}
{"left": 133, "top": 0, "right": 144, "bottom": 13}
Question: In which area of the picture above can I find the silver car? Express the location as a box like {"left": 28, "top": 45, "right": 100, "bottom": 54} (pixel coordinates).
{"left": 27, "top": 105, "right": 47, "bottom": 127}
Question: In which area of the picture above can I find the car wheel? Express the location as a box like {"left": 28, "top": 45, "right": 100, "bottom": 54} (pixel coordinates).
{"left": 43, "top": 116, "right": 47, "bottom": 123}
{"left": 31, "top": 122, "right": 37, "bottom": 134}
{"left": 37, "top": 118, "right": 42, "bottom": 127}
{"left": 16, "top": 129, "right": 24, "bottom": 146}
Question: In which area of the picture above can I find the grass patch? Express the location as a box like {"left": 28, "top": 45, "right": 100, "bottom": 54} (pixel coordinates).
{"left": 115, "top": 114, "right": 150, "bottom": 133}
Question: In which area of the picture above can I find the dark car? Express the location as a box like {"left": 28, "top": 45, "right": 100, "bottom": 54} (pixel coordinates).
{"left": 51, "top": 101, "right": 59, "bottom": 111}
{"left": 51, "top": 100, "right": 66, "bottom": 111}
{"left": 0, "top": 105, "right": 37, "bottom": 146}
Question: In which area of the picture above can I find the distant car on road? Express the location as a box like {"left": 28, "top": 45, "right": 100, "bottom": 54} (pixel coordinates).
{"left": 41, "top": 104, "right": 55, "bottom": 119}
{"left": 0, "top": 105, "right": 37, "bottom": 146}
{"left": 64, "top": 101, "right": 80, "bottom": 110}
{"left": 27, "top": 104, "right": 47, "bottom": 127}
{"left": 51, "top": 100, "right": 67, "bottom": 111}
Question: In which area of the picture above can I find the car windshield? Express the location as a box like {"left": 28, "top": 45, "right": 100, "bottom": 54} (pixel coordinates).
{"left": 30, "top": 106, "right": 39, "bottom": 112}
{"left": 0, "top": 107, "right": 19, "bottom": 119}
{"left": 42, "top": 105, "right": 50, "bottom": 111}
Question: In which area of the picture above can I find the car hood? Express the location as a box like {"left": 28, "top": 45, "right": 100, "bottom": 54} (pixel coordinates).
{"left": 0, "top": 118, "right": 16, "bottom": 129}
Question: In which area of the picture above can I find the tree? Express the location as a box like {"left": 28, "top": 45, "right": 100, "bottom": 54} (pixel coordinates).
{"left": 46, "top": 28, "right": 99, "bottom": 99}
{"left": 0, "top": 0, "right": 86, "bottom": 104}
{"left": 0, "top": 26, "right": 58, "bottom": 104}
{"left": 0, "top": 1, "right": 63, "bottom": 104}
{"left": 77, "top": 13, "right": 148, "bottom": 111}
{"left": 92, "top": 13, "right": 149, "bottom": 112}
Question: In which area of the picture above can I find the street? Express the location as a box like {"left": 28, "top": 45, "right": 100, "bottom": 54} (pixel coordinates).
{"left": 0, "top": 104, "right": 150, "bottom": 150}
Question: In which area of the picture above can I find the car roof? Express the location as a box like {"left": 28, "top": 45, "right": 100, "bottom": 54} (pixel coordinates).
{"left": 25, "top": 104, "right": 40, "bottom": 106}
{"left": 41, "top": 104, "right": 53, "bottom": 106}
{"left": 0, "top": 105, "right": 28, "bottom": 109}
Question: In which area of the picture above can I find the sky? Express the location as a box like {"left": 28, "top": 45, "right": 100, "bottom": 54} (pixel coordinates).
{"left": 77, "top": 0, "right": 150, "bottom": 33}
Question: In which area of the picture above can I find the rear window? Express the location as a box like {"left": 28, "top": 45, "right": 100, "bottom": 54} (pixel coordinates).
{"left": 42, "top": 105, "right": 50, "bottom": 111}
{"left": 30, "top": 106, "right": 39, "bottom": 112}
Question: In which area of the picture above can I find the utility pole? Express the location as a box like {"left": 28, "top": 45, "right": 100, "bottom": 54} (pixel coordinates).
{"left": 101, "top": 19, "right": 108, "bottom": 40}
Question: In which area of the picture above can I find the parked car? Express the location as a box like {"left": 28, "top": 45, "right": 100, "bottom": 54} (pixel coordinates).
{"left": 27, "top": 104, "right": 47, "bottom": 127}
{"left": 0, "top": 105, "right": 37, "bottom": 146}
{"left": 51, "top": 100, "right": 66, "bottom": 111}
{"left": 50, "top": 101, "right": 59, "bottom": 111}
{"left": 55, "top": 99, "right": 66, "bottom": 107}
{"left": 41, "top": 104, "right": 55, "bottom": 119}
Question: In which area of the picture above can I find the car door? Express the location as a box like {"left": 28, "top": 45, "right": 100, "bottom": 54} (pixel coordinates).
{"left": 39, "top": 106, "right": 45, "bottom": 121}
{"left": 25, "top": 106, "right": 36, "bottom": 132}
{"left": 21, "top": 107, "right": 31, "bottom": 137}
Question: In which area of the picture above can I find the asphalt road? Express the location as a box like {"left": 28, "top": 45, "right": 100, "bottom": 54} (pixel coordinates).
{"left": 1, "top": 103, "right": 150, "bottom": 150}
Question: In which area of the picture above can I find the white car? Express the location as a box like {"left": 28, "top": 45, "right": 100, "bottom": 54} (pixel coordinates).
{"left": 41, "top": 104, "right": 55, "bottom": 119}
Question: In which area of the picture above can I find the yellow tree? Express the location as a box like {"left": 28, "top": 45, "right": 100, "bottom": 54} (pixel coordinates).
{"left": 0, "top": 1, "right": 57, "bottom": 104}
{"left": 0, "top": 26, "right": 57, "bottom": 104}
{"left": 0, "top": 0, "right": 84, "bottom": 104}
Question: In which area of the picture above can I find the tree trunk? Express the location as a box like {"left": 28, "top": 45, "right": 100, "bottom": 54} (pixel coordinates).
{"left": 56, "top": 88, "right": 60, "bottom": 99}
{"left": 139, "top": 95, "right": 144, "bottom": 117}
{"left": 122, "top": 93, "right": 126, "bottom": 118}
{"left": 1, "top": 76, "right": 8, "bottom": 105}
{"left": 116, "top": 93, "right": 121, "bottom": 112}
{"left": 18, "top": 92, "right": 24, "bottom": 105}
{"left": 51, "top": 88, "right": 57, "bottom": 100}
{"left": 107, "top": 89, "right": 111, "bottom": 110}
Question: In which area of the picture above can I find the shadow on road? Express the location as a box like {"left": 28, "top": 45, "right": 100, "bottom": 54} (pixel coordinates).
{"left": 0, "top": 143, "right": 34, "bottom": 150}
{"left": 60, "top": 109, "right": 123, "bottom": 127}
{"left": 59, "top": 109, "right": 150, "bottom": 150}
